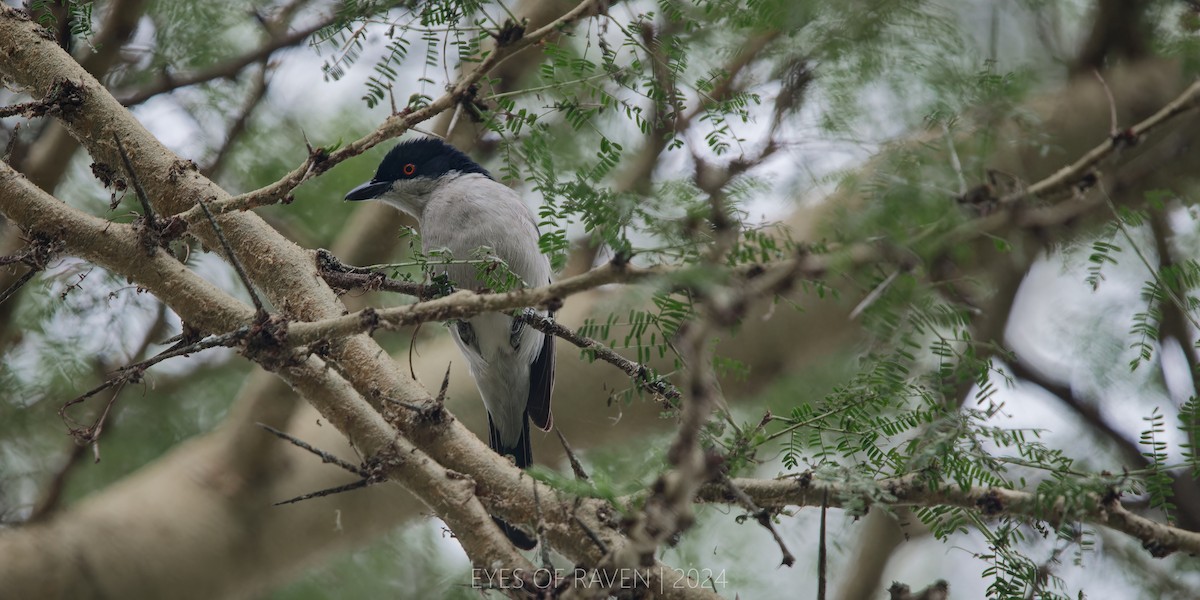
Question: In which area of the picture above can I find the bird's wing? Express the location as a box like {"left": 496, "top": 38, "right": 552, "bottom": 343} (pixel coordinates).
{"left": 527, "top": 318, "right": 554, "bottom": 431}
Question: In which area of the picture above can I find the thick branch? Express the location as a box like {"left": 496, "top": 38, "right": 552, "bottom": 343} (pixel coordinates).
{"left": 0, "top": 7, "right": 717, "bottom": 589}
{"left": 0, "top": 156, "right": 541, "bottom": 590}
{"left": 697, "top": 474, "right": 1200, "bottom": 558}
{"left": 0, "top": 160, "right": 252, "bottom": 333}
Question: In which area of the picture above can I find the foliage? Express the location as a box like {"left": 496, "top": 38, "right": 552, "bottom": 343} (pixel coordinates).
{"left": 5, "top": 1, "right": 1200, "bottom": 599}
{"left": 30, "top": 0, "right": 95, "bottom": 45}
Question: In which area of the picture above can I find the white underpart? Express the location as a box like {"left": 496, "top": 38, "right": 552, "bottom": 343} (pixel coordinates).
{"left": 376, "top": 173, "right": 550, "bottom": 447}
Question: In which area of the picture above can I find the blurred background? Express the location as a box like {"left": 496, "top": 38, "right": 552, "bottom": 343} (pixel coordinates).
{"left": 2, "top": 0, "right": 1200, "bottom": 598}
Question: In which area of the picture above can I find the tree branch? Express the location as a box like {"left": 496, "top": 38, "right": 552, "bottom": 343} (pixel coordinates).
{"left": 315, "top": 263, "right": 684, "bottom": 403}
{"left": 115, "top": 15, "right": 337, "bottom": 106}
{"left": 0, "top": 24, "right": 717, "bottom": 590}
{"left": 183, "top": 0, "right": 604, "bottom": 220}
{"left": 288, "top": 252, "right": 832, "bottom": 347}
{"left": 202, "top": 60, "right": 271, "bottom": 178}
{"left": 0, "top": 156, "right": 539, "bottom": 575}
{"left": 986, "top": 80, "right": 1200, "bottom": 209}
{"left": 697, "top": 473, "right": 1200, "bottom": 557}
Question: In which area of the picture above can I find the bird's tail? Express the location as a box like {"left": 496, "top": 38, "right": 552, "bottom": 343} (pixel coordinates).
{"left": 488, "top": 413, "right": 536, "bottom": 549}
{"left": 491, "top": 517, "right": 536, "bottom": 550}
{"left": 488, "top": 411, "right": 531, "bottom": 469}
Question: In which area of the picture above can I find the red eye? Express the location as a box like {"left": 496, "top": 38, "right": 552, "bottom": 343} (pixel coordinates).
{"left": 403, "top": 163, "right": 416, "bottom": 176}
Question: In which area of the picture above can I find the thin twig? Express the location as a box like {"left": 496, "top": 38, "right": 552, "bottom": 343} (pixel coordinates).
{"left": 197, "top": 199, "right": 266, "bottom": 315}
{"left": 556, "top": 429, "right": 590, "bottom": 481}
{"left": 0, "top": 98, "right": 54, "bottom": 118}
{"left": 0, "top": 268, "right": 38, "bottom": 306}
{"left": 83, "top": 380, "right": 125, "bottom": 462}
{"left": 117, "top": 15, "right": 339, "bottom": 106}
{"left": 818, "top": 490, "right": 828, "bottom": 600}
{"left": 696, "top": 473, "right": 1200, "bottom": 557}
{"left": 571, "top": 511, "right": 609, "bottom": 554}
{"left": 111, "top": 133, "right": 183, "bottom": 254}
{"left": 203, "top": 60, "right": 272, "bottom": 178}
{"left": 316, "top": 260, "right": 684, "bottom": 403}
{"left": 1093, "top": 68, "right": 1120, "bottom": 136}
{"left": 941, "top": 122, "right": 968, "bottom": 196}
{"left": 595, "top": 169, "right": 746, "bottom": 584}
{"left": 274, "top": 478, "right": 374, "bottom": 506}
{"left": 1102, "top": 185, "right": 1200, "bottom": 332}
{"left": 316, "top": 249, "right": 427, "bottom": 297}
{"left": 58, "top": 327, "right": 249, "bottom": 444}
{"left": 1025, "top": 536, "right": 1072, "bottom": 600}
{"left": 113, "top": 133, "right": 157, "bottom": 235}
{"left": 995, "top": 79, "right": 1200, "bottom": 206}
{"left": 31, "top": 301, "right": 172, "bottom": 518}
{"left": 445, "top": 101, "right": 464, "bottom": 138}
{"left": 0, "top": 236, "right": 58, "bottom": 307}
{"left": 256, "top": 422, "right": 370, "bottom": 477}
{"left": 848, "top": 269, "right": 901, "bottom": 321}
{"left": 520, "top": 312, "right": 681, "bottom": 404}
{"left": 435, "top": 362, "right": 452, "bottom": 405}
{"left": 407, "top": 321, "right": 422, "bottom": 379}
{"left": 0, "top": 246, "right": 31, "bottom": 266}
{"left": 301, "top": 251, "right": 828, "bottom": 353}
{"left": 721, "top": 475, "right": 795, "bottom": 567}
{"left": 1007, "top": 359, "right": 1144, "bottom": 468}
{"left": 190, "top": 0, "right": 604, "bottom": 219}
{"left": 384, "top": 397, "right": 431, "bottom": 413}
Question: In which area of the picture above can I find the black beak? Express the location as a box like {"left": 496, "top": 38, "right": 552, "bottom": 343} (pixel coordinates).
{"left": 344, "top": 180, "right": 392, "bottom": 201}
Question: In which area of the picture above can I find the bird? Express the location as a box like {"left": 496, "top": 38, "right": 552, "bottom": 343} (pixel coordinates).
{"left": 344, "top": 137, "right": 554, "bottom": 547}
